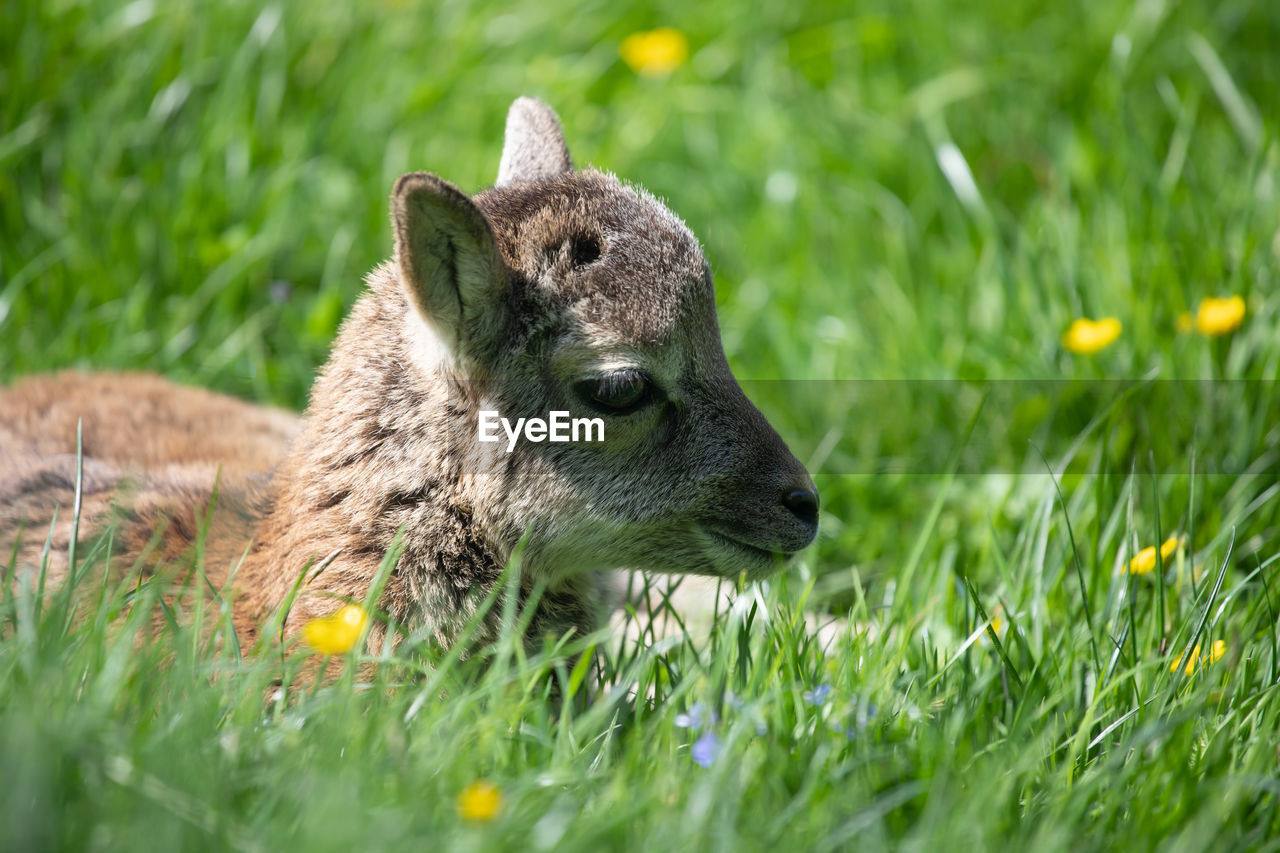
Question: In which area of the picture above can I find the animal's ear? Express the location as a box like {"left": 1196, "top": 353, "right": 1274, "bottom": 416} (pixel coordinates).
{"left": 391, "top": 172, "right": 506, "bottom": 357}
{"left": 496, "top": 97, "right": 573, "bottom": 186}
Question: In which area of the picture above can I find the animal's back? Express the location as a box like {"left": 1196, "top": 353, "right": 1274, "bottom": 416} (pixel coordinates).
{"left": 0, "top": 371, "right": 300, "bottom": 473}
{"left": 0, "top": 371, "right": 298, "bottom": 592}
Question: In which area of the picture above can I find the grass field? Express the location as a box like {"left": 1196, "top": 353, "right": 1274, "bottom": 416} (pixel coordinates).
{"left": 4, "top": 0, "right": 1280, "bottom": 849}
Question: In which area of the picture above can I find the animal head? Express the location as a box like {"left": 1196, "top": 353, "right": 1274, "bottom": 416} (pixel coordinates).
{"left": 388, "top": 97, "right": 817, "bottom": 581}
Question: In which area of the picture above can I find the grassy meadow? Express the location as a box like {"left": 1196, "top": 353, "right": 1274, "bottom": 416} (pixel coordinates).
{"left": 4, "top": 0, "right": 1280, "bottom": 849}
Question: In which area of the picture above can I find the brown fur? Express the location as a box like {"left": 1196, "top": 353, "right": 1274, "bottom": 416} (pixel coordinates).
{"left": 0, "top": 371, "right": 299, "bottom": 473}
{"left": 0, "top": 372, "right": 294, "bottom": 593}
{"left": 0, "top": 98, "right": 818, "bottom": 653}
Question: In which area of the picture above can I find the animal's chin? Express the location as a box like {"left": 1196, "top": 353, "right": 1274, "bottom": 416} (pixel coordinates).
{"left": 530, "top": 522, "right": 791, "bottom": 580}
{"left": 701, "top": 529, "right": 790, "bottom": 578}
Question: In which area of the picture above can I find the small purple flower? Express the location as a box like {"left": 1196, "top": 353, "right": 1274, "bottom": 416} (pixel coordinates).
{"left": 268, "top": 280, "right": 293, "bottom": 303}
{"left": 802, "top": 684, "right": 832, "bottom": 707}
{"left": 724, "top": 690, "right": 767, "bottom": 735}
{"left": 691, "top": 732, "right": 722, "bottom": 767}
{"left": 835, "top": 698, "right": 878, "bottom": 740}
{"left": 675, "top": 702, "right": 716, "bottom": 730}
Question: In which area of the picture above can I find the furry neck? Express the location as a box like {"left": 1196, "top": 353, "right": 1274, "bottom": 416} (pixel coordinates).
{"left": 235, "top": 277, "right": 511, "bottom": 639}
{"left": 237, "top": 271, "right": 605, "bottom": 648}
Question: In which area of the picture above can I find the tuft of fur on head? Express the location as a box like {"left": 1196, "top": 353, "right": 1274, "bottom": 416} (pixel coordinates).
{"left": 497, "top": 96, "right": 574, "bottom": 187}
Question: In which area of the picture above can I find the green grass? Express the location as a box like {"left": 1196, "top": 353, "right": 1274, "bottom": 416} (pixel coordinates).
{"left": 4, "top": 0, "right": 1280, "bottom": 849}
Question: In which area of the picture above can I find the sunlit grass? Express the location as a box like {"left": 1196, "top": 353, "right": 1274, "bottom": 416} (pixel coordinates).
{"left": 3, "top": 0, "right": 1280, "bottom": 849}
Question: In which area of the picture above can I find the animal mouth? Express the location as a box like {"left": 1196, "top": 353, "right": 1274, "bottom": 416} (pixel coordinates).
{"left": 704, "top": 529, "right": 783, "bottom": 563}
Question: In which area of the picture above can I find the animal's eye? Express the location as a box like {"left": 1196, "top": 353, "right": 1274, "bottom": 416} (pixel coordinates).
{"left": 574, "top": 369, "right": 651, "bottom": 415}
{"left": 569, "top": 234, "right": 601, "bottom": 266}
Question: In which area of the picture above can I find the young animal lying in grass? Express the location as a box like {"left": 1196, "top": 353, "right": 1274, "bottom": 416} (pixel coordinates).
{"left": 0, "top": 97, "right": 818, "bottom": 652}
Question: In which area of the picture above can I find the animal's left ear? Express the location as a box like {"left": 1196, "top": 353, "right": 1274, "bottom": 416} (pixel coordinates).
{"left": 496, "top": 97, "right": 573, "bottom": 186}
{"left": 391, "top": 172, "right": 506, "bottom": 361}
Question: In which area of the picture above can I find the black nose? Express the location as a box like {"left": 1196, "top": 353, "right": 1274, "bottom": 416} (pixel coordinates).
{"left": 781, "top": 488, "right": 819, "bottom": 529}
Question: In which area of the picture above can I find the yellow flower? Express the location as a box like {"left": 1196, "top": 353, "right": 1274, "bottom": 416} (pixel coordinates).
{"left": 1126, "top": 536, "right": 1179, "bottom": 575}
{"left": 1170, "top": 639, "right": 1227, "bottom": 675}
{"left": 302, "top": 604, "right": 368, "bottom": 655}
{"left": 1061, "top": 317, "right": 1122, "bottom": 355}
{"left": 457, "top": 780, "right": 502, "bottom": 822}
{"left": 1193, "top": 295, "right": 1246, "bottom": 336}
{"left": 1176, "top": 311, "right": 1193, "bottom": 333}
{"left": 620, "top": 27, "right": 688, "bottom": 77}
{"left": 977, "top": 608, "right": 1006, "bottom": 645}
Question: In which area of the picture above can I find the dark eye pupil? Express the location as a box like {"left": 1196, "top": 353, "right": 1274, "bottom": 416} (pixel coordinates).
{"left": 575, "top": 370, "right": 650, "bottom": 414}
{"left": 570, "top": 235, "right": 601, "bottom": 266}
